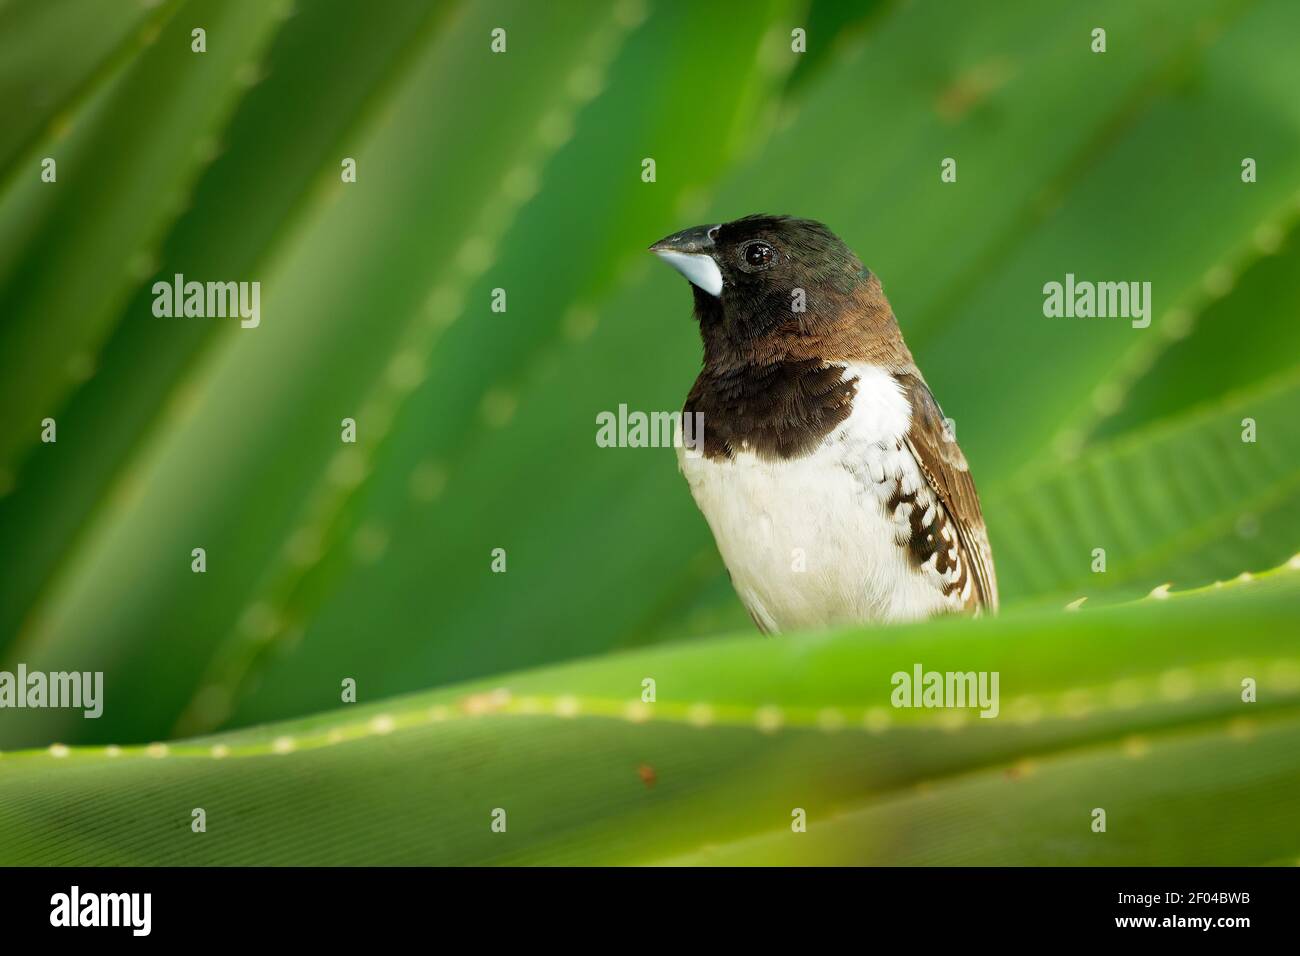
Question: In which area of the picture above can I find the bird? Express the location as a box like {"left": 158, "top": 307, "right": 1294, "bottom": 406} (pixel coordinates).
{"left": 649, "top": 214, "right": 997, "bottom": 634}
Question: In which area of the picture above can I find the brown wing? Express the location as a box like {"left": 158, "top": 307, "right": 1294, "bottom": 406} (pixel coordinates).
{"left": 895, "top": 372, "right": 999, "bottom": 612}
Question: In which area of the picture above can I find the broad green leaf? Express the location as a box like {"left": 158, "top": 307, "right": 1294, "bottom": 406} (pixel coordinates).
{"left": 0, "top": 0, "right": 802, "bottom": 748}
{"left": 1091, "top": 224, "right": 1300, "bottom": 442}
{"left": 665, "top": 710, "right": 1300, "bottom": 865}
{"left": 783, "top": 0, "right": 889, "bottom": 92}
{"left": 0, "top": 0, "right": 290, "bottom": 479}
{"left": 917, "top": 0, "right": 1300, "bottom": 481}
{"left": 0, "top": 0, "right": 454, "bottom": 647}
{"left": 0, "top": 0, "right": 170, "bottom": 171}
{"left": 1, "top": 561, "right": 1296, "bottom": 865}
{"left": 987, "top": 367, "right": 1300, "bottom": 605}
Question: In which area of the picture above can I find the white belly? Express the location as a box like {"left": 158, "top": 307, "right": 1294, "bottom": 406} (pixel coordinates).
{"left": 677, "top": 364, "right": 951, "bottom": 632}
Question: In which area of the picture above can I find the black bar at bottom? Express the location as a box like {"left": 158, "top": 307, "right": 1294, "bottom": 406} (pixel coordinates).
{"left": 0, "top": 866, "right": 1291, "bottom": 940}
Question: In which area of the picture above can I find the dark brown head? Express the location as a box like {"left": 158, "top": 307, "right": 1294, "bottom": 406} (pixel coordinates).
{"left": 650, "top": 214, "right": 906, "bottom": 368}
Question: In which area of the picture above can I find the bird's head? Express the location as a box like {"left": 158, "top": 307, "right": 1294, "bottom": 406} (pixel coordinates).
{"left": 649, "top": 215, "right": 874, "bottom": 359}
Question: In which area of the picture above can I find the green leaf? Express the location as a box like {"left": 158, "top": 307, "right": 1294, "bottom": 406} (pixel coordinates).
{"left": 987, "top": 367, "right": 1300, "bottom": 605}
{"left": 664, "top": 710, "right": 1300, "bottom": 865}
{"left": 1, "top": 560, "right": 1296, "bottom": 865}
{"left": 0, "top": 0, "right": 454, "bottom": 648}
{"left": 0, "top": 0, "right": 290, "bottom": 479}
{"left": 1091, "top": 223, "right": 1300, "bottom": 442}
{"left": 0, "top": 0, "right": 803, "bottom": 748}
{"left": 920, "top": 0, "right": 1300, "bottom": 479}
{"left": 0, "top": 0, "right": 170, "bottom": 172}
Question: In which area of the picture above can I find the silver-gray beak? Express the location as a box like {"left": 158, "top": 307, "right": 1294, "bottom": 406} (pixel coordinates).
{"left": 649, "top": 224, "right": 723, "bottom": 297}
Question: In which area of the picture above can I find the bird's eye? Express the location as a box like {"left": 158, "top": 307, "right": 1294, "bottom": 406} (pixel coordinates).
{"left": 742, "top": 241, "right": 774, "bottom": 269}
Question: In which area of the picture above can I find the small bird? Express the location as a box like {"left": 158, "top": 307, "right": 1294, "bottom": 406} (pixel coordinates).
{"left": 650, "top": 215, "right": 997, "bottom": 633}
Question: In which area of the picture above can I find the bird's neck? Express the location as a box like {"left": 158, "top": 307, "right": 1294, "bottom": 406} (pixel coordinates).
{"left": 695, "top": 280, "right": 912, "bottom": 372}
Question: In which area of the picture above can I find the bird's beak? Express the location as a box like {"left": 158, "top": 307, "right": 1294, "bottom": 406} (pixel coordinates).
{"left": 649, "top": 224, "right": 723, "bottom": 297}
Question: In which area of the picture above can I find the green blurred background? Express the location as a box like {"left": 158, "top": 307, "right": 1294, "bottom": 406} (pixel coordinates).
{"left": 0, "top": 0, "right": 1298, "bottom": 865}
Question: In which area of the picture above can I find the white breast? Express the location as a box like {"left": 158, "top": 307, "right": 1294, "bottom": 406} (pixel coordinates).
{"left": 678, "top": 363, "right": 956, "bottom": 633}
